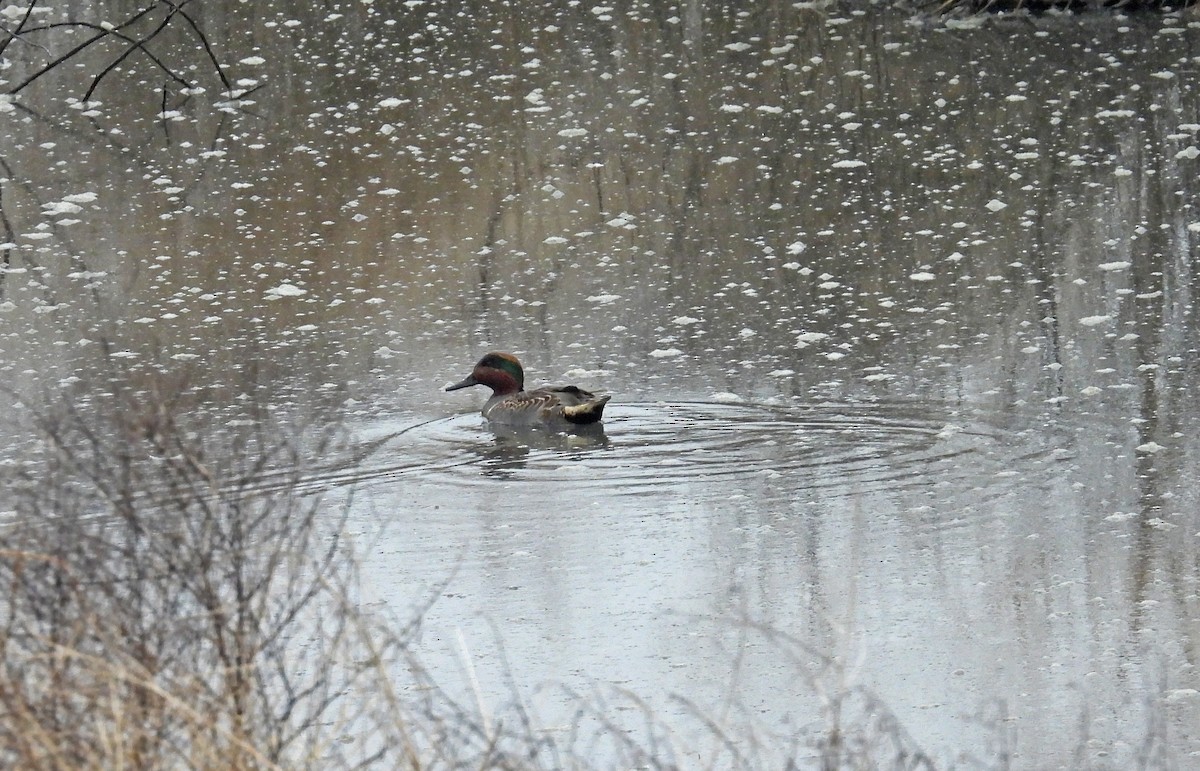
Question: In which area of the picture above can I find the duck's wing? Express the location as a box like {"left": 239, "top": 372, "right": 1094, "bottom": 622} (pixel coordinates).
{"left": 483, "top": 390, "right": 561, "bottom": 422}
{"left": 541, "top": 385, "right": 599, "bottom": 406}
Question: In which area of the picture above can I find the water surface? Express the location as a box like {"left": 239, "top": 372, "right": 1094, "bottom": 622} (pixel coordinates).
{"left": 3, "top": 2, "right": 1200, "bottom": 766}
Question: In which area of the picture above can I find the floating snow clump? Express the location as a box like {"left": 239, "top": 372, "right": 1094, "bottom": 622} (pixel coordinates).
{"left": 239, "top": 56, "right": 266, "bottom": 65}
{"left": 1098, "top": 262, "right": 1131, "bottom": 272}
{"left": 1136, "top": 442, "right": 1165, "bottom": 454}
{"left": 266, "top": 282, "right": 307, "bottom": 298}
{"left": 1079, "top": 315, "right": 1111, "bottom": 327}
{"left": 831, "top": 159, "right": 866, "bottom": 168}
{"left": 43, "top": 201, "right": 83, "bottom": 216}
{"left": 795, "top": 331, "right": 829, "bottom": 347}
{"left": 909, "top": 272, "right": 935, "bottom": 281}
{"left": 710, "top": 392, "right": 743, "bottom": 403}
{"left": 649, "top": 348, "right": 683, "bottom": 358}
{"left": 985, "top": 199, "right": 1007, "bottom": 212}
{"left": 557, "top": 128, "right": 588, "bottom": 138}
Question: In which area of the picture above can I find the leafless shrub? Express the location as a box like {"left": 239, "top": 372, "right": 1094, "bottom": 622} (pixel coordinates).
{"left": 0, "top": 376, "right": 389, "bottom": 769}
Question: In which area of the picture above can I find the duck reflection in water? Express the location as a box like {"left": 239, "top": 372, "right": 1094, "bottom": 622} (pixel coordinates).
{"left": 473, "top": 422, "right": 610, "bottom": 479}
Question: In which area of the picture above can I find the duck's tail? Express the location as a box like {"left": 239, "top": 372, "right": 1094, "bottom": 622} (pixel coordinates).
{"left": 562, "top": 395, "right": 611, "bottom": 425}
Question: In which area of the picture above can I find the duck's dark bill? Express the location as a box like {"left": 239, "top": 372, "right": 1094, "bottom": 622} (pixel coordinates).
{"left": 445, "top": 376, "right": 478, "bottom": 391}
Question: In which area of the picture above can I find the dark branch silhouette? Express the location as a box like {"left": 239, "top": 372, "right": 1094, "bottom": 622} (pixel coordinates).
{"left": 3, "top": 1, "right": 231, "bottom": 103}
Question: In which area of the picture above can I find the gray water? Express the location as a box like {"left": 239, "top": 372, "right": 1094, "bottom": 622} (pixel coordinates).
{"left": 2, "top": 2, "right": 1200, "bottom": 766}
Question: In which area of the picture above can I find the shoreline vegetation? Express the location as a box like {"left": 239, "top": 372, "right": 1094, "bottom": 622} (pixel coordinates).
{"left": 909, "top": 0, "right": 1195, "bottom": 12}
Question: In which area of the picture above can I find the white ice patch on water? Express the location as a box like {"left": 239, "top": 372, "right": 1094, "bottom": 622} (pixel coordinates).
{"left": 43, "top": 201, "right": 83, "bottom": 216}
{"left": 709, "top": 392, "right": 743, "bottom": 403}
{"left": 831, "top": 159, "right": 866, "bottom": 168}
{"left": 936, "top": 424, "right": 963, "bottom": 440}
{"left": 985, "top": 199, "right": 1007, "bottom": 212}
{"left": 1136, "top": 442, "right": 1166, "bottom": 454}
{"left": 909, "top": 271, "right": 935, "bottom": 281}
{"left": 795, "top": 331, "right": 829, "bottom": 347}
{"left": 649, "top": 348, "right": 683, "bottom": 358}
{"left": 1098, "top": 262, "right": 1131, "bottom": 272}
{"left": 1079, "top": 315, "right": 1111, "bottom": 327}
{"left": 1165, "top": 689, "right": 1199, "bottom": 702}
{"left": 562, "top": 368, "right": 611, "bottom": 380}
{"left": 265, "top": 282, "right": 307, "bottom": 298}
{"left": 586, "top": 294, "right": 621, "bottom": 305}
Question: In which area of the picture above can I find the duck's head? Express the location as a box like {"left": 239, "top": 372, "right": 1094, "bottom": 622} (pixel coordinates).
{"left": 445, "top": 351, "right": 525, "bottom": 395}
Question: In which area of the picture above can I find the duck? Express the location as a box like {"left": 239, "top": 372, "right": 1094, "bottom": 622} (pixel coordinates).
{"left": 445, "top": 351, "right": 611, "bottom": 428}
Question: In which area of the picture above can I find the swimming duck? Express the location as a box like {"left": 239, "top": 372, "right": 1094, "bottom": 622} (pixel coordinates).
{"left": 445, "top": 352, "right": 610, "bottom": 428}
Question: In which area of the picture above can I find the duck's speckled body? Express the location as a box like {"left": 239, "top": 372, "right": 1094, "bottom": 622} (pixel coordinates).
{"left": 446, "top": 352, "right": 610, "bottom": 429}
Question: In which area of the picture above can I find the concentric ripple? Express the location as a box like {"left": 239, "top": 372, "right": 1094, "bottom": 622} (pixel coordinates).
{"left": 281, "top": 401, "right": 1067, "bottom": 502}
